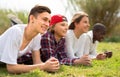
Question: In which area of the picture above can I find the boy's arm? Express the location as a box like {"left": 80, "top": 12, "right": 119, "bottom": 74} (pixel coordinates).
{"left": 32, "top": 50, "right": 42, "bottom": 64}
{"left": 6, "top": 63, "right": 45, "bottom": 74}
{"left": 7, "top": 57, "right": 60, "bottom": 74}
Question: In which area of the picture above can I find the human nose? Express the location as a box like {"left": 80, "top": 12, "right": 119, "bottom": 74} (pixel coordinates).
{"left": 45, "top": 22, "right": 50, "bottom": 27}
{"left": 88, "top": 23, "right": 90, "bottom": 27}
{"left": 65, "top": 25, "right": 68, "bottom": 30}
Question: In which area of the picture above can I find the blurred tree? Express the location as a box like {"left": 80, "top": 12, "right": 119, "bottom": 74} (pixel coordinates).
{"left": 67, "top": 0, "right": 120, "bottom": 37}
{"left": 17, "top": 11, "right": 28, "bottom": 24}
{"left": 0, "top": 9, "right": 28, "bottom": 34}
{"left": 0, "top": 9, "right": 10, "bottom": 34}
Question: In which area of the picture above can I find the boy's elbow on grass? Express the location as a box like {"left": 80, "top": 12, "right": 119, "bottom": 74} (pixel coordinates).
{"left": 6, "top": 64, "right": 28, "bottom": 74}
{"left": 7, "top": 64, "right": 17, "bottom": 74}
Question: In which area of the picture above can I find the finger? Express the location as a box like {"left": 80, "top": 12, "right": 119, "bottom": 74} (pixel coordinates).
{"left": 50, "top": 57, "right": 56, "bottom": 59}
{"left": 50, "top": 61, "right": 60, "bottom": 67}
{"left": 84, "top": 61, "right": 91, "bottom": 66}
{"left": 54, "top": 65, "right": 60, "bottom": 69}
{"left": 51, "top": 64, "right": 60, "bottom": 72}
{"left": 51, "top": 57, "right": 59, "bottom": 61}
{"left": 84, "top": 54, "right": 89, "bottom": 56}
{"left": 85, "top": 58, "right": 91, "bottom": 61}
{"left": 52, "top": 60, "right": 59, "bottom": 64}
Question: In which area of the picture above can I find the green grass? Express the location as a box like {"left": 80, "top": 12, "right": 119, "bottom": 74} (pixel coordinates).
{"left": 0, "top": 42, "right": 120, "bottom": 77}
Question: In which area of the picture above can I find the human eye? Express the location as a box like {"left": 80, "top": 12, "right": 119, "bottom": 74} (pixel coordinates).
{"left": 61, "top": 23, "right": 65, "bottom": 26}
{"left": 42, "top": 18, "right": 48, "bottom": 22}
{"left": 84, "top": 20, "right": 87, "bottom": 23}
{"left": 61, "top": 23, "right": 68, "bottom": 27}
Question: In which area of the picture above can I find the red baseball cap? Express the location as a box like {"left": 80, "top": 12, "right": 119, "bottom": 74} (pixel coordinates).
{"left": 49, "top": 14, "right": 67, "bottom": 26}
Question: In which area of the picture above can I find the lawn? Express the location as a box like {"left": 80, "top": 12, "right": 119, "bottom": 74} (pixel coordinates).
{"left": 0, "top": 42, "right": 120, "bottom": 77}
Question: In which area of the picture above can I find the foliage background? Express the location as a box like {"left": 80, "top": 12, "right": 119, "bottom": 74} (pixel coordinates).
{"left": 0, "top": 9, "right": 28, "bottom": 34}
{"left": 67, "top": 0, "right": 120, "bottom": 38}
{"left": 0, "top": 0, "right": 120, "bottom": 42}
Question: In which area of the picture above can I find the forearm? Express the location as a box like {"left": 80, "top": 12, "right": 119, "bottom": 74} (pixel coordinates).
{"left": 7, "top": 63, "right": 45, "bottom": 74}
{"left": 73, "top": 55, "right": 92, "bottom": 66}
{"left": 32, "top": 50, "right": 42, "bottom": 64}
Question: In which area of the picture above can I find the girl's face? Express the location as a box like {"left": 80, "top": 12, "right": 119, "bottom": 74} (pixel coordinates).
{"left": 75, "top": 16, "right": 90, "bottom": 33}
{"left": 54, "top": 21, "right": 68, "bottom": 38}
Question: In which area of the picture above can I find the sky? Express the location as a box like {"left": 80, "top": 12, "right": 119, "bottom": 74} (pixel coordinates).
{"left": 0, "top": 0, "right": 72, "bottom": 23}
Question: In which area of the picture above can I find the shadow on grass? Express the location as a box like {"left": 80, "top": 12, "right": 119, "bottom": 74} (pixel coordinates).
{"left": 0, "top": 63, "right": 7, "bottom": 74}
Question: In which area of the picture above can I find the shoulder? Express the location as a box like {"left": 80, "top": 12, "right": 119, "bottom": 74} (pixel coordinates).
{"left": 41, "top": 31, "right": 54, "bottom": 41}
{"left": 66, "top": 30, "right": 74, "bottom": 38}
{"left": 61, "top": 37, "right": 65, "bottom": 42}
{"left": 34, "top": 33, "right": 41, "bottom": 38}
{"left": 86, "top": 31, "right": 93, "bottom": 37}
{"left": 33, "top": 33, "right": 41, "bottom": 41}
{"left": 9, "top": 24, "right": 26, "bottom": 33}
{"left": 42, "top": 31, "right": 52, "bottom": 37}
{"left": 84, "top": 31, "right": 93, "bottom": 40}
{"left": 1, "top": 24, "right": 26, "bottom": 38}
{"left": 66, "top": 30, "right": 74, "bottom": 35}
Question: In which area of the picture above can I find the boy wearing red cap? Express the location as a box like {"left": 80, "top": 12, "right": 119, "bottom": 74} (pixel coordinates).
{"left": 40, "top": 14, "right": 72, "bottom": 65}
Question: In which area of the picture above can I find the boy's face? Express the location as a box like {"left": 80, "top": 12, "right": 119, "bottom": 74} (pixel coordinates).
{"left": 54, "top": 21, "right": 68, "bottom": 38}
{"left": 30, "top": 12, "right": 51, "bottom": 34}
{"left": 94, "top": 31, "right": 106, "bottom": 42}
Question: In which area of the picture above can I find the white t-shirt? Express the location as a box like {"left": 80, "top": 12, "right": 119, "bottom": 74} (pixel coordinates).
{"left": 65, "top": 30, "right": 98, "bottom": 59}
{"left": 82, "top": 31, "right": 98, "bottom": 59}
{"left": 0, "top": 24, "right": 41, "bottom": 64}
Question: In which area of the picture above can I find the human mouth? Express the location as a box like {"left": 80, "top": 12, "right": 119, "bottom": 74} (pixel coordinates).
{"left": 42, "top": 27, "right": 47, "bottom": 32}
{"left": 41, "top": 25, "right": 47, "bottom": 33}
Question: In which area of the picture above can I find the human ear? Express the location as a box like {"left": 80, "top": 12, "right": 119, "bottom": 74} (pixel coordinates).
{"left": 30, "top": 15, "right": 35, "bottom": 23}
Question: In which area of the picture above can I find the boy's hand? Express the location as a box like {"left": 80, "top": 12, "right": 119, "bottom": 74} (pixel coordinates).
{"left": 96, "top": 53, "right": 106, "bottom": 60}
{"left": 43, "top": 57, "right": 60, "bottom": 72}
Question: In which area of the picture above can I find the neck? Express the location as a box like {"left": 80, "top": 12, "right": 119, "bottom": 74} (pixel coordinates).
{"left": 54, "top": 33, "right": 62, "bottom": 42}
{"left": 73, "top": 29, "right": 83, "bottom": 39}
{"left": 24, "top": 24, "right": 38, "bottom": 41}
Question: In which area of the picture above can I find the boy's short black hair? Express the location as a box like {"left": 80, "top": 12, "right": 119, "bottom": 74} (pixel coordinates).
{"left": 93, "top": 23, "right": 106, "bottom": 34}
{"left": 93, "top": 23, "right": 106, "bottom": 43}
{"left": 28, "top": 5, "right": 51, "bottom": 23}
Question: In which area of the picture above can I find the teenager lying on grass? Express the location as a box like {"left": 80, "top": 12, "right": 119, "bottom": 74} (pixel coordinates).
{"left": 65, "top": 12, "right": 92, "bottom": 65}
{"left": 0, "top": 5, "right": 59, "bottom": 74}
{"left": 83, "top": 23, "right": 112, "bottom": 60}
